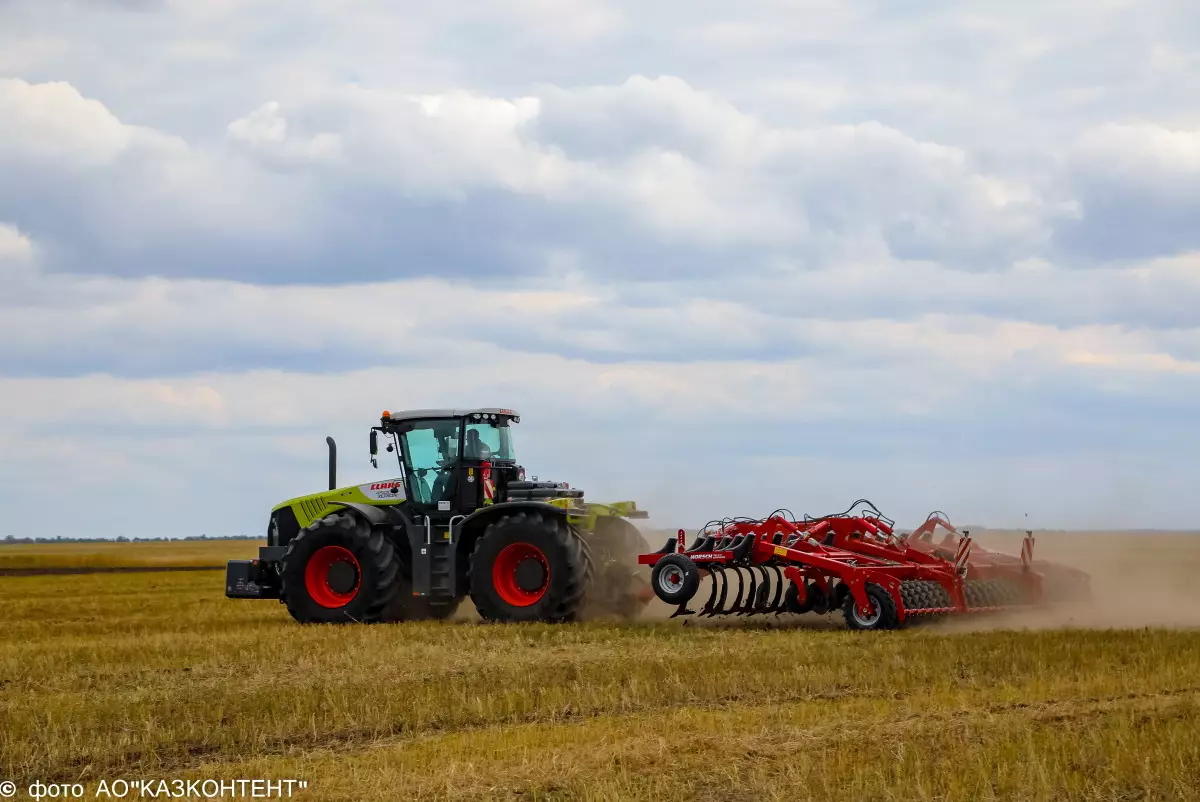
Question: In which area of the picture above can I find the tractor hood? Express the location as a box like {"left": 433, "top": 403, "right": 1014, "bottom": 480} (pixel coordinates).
{"left": 271, "top": 479, "right": 407, "bottom": 529}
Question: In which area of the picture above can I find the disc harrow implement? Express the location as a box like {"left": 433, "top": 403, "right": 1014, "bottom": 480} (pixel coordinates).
{"left": 638, "top": 503, "right": 1088, "bottom": 630}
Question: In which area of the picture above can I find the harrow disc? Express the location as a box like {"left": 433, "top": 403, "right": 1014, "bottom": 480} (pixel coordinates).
{"left": 781, "top": 580, "right": 835, "bottom": 616}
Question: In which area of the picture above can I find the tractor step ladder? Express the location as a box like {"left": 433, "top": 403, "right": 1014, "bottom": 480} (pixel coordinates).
{"left": 409, "top": 516, "right": 459, "bottom": 599}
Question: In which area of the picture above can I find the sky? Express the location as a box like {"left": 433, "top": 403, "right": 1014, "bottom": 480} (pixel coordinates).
{"left": 1, "top": 0, "right": 1199, "bottom": 538}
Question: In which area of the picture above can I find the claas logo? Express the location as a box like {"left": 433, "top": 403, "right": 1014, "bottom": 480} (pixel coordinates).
{"left": 370, "top": 481, "right": 402, "bottom": 491}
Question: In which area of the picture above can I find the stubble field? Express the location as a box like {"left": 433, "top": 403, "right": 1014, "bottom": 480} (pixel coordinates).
{"left": 2, "top": 531, "right": 1200, "bottom": 800}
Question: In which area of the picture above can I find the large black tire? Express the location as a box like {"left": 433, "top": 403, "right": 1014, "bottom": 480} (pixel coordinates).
{"left": 468, "top": 511, "right": 589, "bottom": 623}
{"left": 842, "top": 583, "right": 900, "bottom": 631}
{"left": 650, "top": 553, "right": 701, "bottom": 606}
{"left": 586, "top": 517, "right": 653, "bottom": 619}
{"left": 280, "top": 513, "right": 401, "bottom": 624}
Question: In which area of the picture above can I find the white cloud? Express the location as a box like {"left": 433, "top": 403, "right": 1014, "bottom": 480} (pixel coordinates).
{"left": 0, "top": 223, "right": 35, "bottom": 267}
{"left": 1057, "top": 123, "right": 1200, "bottom": 259}
{"left": 226, "top": 100, "right": 288, "bottom": 145}
{"left": 226, "top": 100, "right": 342, "bottom": 166}
{"left": 1071, "top": 124, "right": 1200, "bottom": 191}
{"left": 0, "top": 78, "right": 137, "bottom": 167}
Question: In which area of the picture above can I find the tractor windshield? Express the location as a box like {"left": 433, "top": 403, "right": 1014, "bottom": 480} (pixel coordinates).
{"left": 463, "top": 421, "right": 516, "bottom": 461}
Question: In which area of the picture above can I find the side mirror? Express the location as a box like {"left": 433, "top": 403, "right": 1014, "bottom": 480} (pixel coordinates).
{"left": 369, "top": 429, "right": 378, "bottom": 469}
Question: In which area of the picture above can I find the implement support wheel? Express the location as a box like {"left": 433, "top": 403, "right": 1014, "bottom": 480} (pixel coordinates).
{"left": 650, "top": 554, "right": 701, "bottom": 606}
{"left": 842, "top": 583, "right": 900, "bottom": 631}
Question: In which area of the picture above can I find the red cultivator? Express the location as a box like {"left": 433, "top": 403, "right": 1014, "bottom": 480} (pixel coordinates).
{"left": 637, "top": 501, "right": 1090, "bottom": 630}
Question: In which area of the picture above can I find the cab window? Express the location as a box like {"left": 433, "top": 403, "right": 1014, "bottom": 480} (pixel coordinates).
{"left": 463, "top": 422, "right": 515, "bottom": 461}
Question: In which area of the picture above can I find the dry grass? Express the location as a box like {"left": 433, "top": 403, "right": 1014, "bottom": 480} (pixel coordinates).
{"left": 0, "top": 539, "right": 261, "bottom": 571}
{"left": 2, "top": 534, "right": 1200, "bottom": 800}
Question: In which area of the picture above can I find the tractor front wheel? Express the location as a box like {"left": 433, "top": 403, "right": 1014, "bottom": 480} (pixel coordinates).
{"left": 279, "top": 513, "right": 400, "bottom": 624}
{"left": 468, "top": 512, "right": 588, "bottom": 623}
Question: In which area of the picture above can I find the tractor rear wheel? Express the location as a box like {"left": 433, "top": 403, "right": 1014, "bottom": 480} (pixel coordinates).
{"left": 279, "top": 513, "right": 400, "bottom": 624}
{"left": 468, "top": 511, "right": 589, "bottom": 623}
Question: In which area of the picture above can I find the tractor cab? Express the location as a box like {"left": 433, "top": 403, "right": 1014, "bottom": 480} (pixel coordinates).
{"left": 371, "top": 408, "right": 523, "bottom": 518}
{"left": 227, "top": 405, "right": 651, "bottom": 625}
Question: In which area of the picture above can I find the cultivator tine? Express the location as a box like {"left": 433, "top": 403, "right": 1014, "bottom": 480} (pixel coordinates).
{"left": 747, "top": 567, "right": 767, "bottom": 614}
{"left": 700, "top": 566, "right": 724, "bottom": 616}
{"left": 669, "top": 602, "right": 694, "bottom": 618}
{"left": 735, "top": 567, "right": 757, "bottom": 615}
{"left": 698, "top": 567, "right": 717, "bottom": 615}
{"left": 751, "top": 566, "right": 773, "bottom": 614}
{"left": 726, "top": 567, "right": 746, "bottom": 614}
{"left": 712, "top": 566, "right": 732, "bottom": 615}
{"left": 745, "top": 567, "right": 763, "bottom": 615}
{"left": 768, "top": 566, "right": 786, "bottom": 614}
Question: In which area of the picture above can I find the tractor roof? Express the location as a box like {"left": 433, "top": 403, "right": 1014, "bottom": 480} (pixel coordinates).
{"left": 381, "top": 407, "right": 519, "bottom": 423}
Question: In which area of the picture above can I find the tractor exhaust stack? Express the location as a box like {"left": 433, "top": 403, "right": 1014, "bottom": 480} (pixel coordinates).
{"left": 326, "top": 436, "right": 337, "bottom": 490}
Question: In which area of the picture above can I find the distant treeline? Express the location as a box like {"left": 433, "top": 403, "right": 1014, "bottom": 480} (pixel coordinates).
{"left": 1, "top": 534, "right": 258, "bottom": 544}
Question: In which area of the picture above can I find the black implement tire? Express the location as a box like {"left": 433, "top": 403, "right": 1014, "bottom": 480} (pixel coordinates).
{"left": 650, "top": 553, "right": 701, "bottom": 606}
{"left": 842, "top": 583, "right": 900, "bottom": 631}
{"left": 280, "top": 513, "right": 400, "bottom": 624}
{"left": 468, "top": 511, "right": 588, "bottom": 623}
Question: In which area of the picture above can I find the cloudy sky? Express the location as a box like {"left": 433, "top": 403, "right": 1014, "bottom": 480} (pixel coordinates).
{"left": 1, "top": 0, "right": 1198, "bottom": 538}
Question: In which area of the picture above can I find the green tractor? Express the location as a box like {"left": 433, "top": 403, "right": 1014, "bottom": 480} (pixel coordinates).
{"left": 226, "top": 408, "right": 654, "bottom": 623}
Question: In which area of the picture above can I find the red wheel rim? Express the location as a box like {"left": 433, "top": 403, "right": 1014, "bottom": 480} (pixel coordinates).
{"left": 492, "top": 542, "right": 550, "bottom": 607}
{"left": 304, "top": 545, "right": 361, "bottom": 609}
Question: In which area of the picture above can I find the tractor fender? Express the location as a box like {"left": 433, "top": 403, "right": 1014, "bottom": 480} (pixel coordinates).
{"left": 456, "top": 501, "right": 571, "bottom": 535}
{"left": 327, "top": 500, "right": 396, "bottom": 527}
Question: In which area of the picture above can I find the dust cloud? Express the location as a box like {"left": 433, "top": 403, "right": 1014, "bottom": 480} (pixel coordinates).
{"left": 929, "top": 529, "right": 1200, "bottom": 633}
